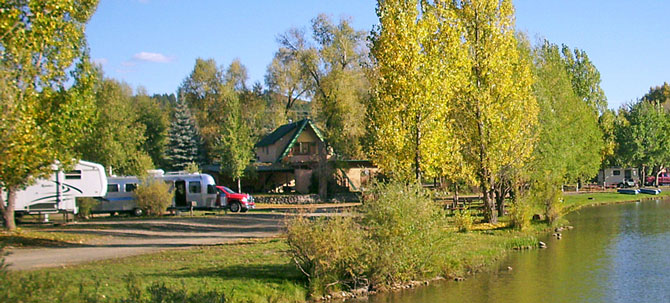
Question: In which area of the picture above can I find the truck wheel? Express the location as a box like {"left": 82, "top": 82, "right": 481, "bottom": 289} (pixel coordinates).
{"left": 230, "top": 202, "right": 241, "bottom": 213}
{"left": 133, "top": 208, "right": 143, "bottom": 216}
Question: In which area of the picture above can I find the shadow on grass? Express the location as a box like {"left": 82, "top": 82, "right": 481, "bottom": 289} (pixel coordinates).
{"left": 0, "top": 235, "right": 89, "bottom": 248}
{"left": 153, "top": 262, "right": 306, "bottom": 284}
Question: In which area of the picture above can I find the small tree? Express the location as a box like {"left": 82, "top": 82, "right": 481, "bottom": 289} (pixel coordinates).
{"left": 135, "top": 178, "right": 174, "bottom": 216}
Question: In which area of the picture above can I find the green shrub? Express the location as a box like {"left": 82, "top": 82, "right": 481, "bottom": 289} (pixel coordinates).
{"left": 286, "top": 215, "right": 368, "bottom": 296}
{"left": 509, "top": 195, "right": 533, "bottom": 231}
{"left": 361, "top": 181, "right": 447, "bottom": 286}
{"left": 135, "top": 178, "right": 174, "bottom": 216}
{"left": 76, "top": 197, "right": 99, "bottom": 219}
{"left": 453, "top": 206, "right": 474, "bottom": 232}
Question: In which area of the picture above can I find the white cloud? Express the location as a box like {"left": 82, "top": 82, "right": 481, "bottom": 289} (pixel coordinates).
{"left": 132, "top": 52, "right": 174, "bottom": 63}
{"left": 92, "top": 58, "right": 108, "bottom": 66}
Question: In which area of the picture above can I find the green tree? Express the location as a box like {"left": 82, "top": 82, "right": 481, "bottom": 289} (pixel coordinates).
{"left": 453, "top": 0, "right": 538, "bottom": 224}
{"left": 561, "top": 45, "right": 608, "bottom": 116}
{"left": 278, "top": 14, "right": 369, "bottom": 159}
{"left": 166, "top": 100, "right": 203, "bottom": 171}
{"left": 265, "top": 47, "right": 312, "bottom": 116}
{"left": 177, "top": 58, "right": 226, "bottom": 162}
{"left": 0, "top": 0, "right": 99, "bottom": 230}
{"left": 368, "top": 0, "right": 467, "bottom": 183}
{"left": 80, "top": 79, "right": 153, "bottom": 176}
{"left": 529, "top": 40, "right": 603, "bottom": 221}
{"left": 213, "top": 62, "right": 256, "bottom": 192}
{"left": 134, "top": 90, "right": 170, "bottom": 168}
{"left": 615, "top": 100, "right": 670, "bottom": 186}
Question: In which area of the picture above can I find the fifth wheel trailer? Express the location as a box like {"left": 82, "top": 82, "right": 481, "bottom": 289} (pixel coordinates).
{"left": 8, "top": 160, "right": 108, "bottom": 215}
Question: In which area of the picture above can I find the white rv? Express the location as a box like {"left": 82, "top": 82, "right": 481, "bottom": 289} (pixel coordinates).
{"left": 598, "top": 167, "right": 639, "bottom": 188}
{"left": 94, "top": 171, "right": 218, "bottom": 215}
{"left": 12, "top": 160, "right": 108, "bottom": 215}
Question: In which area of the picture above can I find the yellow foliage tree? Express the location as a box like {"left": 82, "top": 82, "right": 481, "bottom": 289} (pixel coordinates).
{"left": 452, "top": 0, "right": 538, "bottom": 223}
{"left": 368, "top": 0, "right": 469, "bottom": 183}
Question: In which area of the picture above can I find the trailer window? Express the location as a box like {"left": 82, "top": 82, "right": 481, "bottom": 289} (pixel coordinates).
{"left": 613, "top": 170, "right": 621, "bottom": 176}
{"left": 107, "top": 184, "right": 119, "bottom": 192}
{"left": 207, "top": 184, "right": 216, "bottom": 194}
{"left": 125, "top": 183, "right": 137, "bottom": 192}
{"left": 65, "top": 170, "right": 82, "bottom": 180}
{"left": 189, "top": 181, "right": 201, "bottom": 194}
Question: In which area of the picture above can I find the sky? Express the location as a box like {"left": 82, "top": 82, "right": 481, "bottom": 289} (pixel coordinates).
{"left": 86, "top": 1, "right": 670, "bottom": 110}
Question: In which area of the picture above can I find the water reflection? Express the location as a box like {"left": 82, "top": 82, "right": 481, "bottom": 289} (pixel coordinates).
{"left": 368, "top": 199, "right": 670, "bottom": 303}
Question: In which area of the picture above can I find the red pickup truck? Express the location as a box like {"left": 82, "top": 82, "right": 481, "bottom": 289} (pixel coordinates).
{"left": 646, "top": 173, "right": 670, "bottom": 186}
{"left": 215, "top": 186, "right": 255, "bottom": 212}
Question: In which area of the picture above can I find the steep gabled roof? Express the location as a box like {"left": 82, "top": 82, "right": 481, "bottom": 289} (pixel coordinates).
{"left": 255, "top": 119, "right": 326, "bottom": 163}
{"left": 255, "top": 120, "right": 302, "bottom": 148}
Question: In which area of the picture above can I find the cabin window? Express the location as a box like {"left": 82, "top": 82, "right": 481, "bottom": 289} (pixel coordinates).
{"left": 125, "top": 183, "right": 137, "bottom": 192}
{"left": 613, "top": 170, "right": 621, "bottom": 176}
{"left": 107, "top": 184, "right": 119, "bottom": 192}
{"left": 292, "top": 142, "right": 315, "bottom": 155}
{"left": 189, "top": 181, "right": 201, "bottom": 194}
{"left": 207, "top": 184, "right": 216, "bottom": 194}
{"left": 65, "top": 170, "right": 82, "bottom": 180}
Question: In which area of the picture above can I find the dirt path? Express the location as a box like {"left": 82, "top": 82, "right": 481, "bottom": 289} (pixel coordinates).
{"left": 5, "top": 213, "right": 287, "bottom": 271}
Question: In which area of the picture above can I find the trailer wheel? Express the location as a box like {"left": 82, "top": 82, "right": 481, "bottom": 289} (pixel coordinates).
{"left": 230, "top": 202, "right": 241, "bottom": 213}
{"left": 132, "top": 208, "right": 143, "bottom": 216}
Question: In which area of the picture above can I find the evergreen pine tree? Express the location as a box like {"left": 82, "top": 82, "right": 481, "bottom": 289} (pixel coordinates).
{"left": 166, "top": 101, "right": 202, "bottom": 171}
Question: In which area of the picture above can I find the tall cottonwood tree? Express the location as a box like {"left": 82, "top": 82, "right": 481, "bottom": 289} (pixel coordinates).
{"left": 0, "top": 0, "right": 99, "bottom": 230}
{"left": 368, "top": 0, "right": 468, "bottom": 182}
{"left": 278, "top": 14, "right": 369, "bottom": 159}
{"left": 530, "top": 41, "right": 603, "bottom": 222}
{"left": 452, "top": 0, "right": 538, "bottom": 223}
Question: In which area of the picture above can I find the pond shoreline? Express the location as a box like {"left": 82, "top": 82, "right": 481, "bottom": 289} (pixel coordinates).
{"left": 324, "top": 190, "right": 670, "bottom": 302}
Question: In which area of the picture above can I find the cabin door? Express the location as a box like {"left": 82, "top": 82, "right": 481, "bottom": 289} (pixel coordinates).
{"left": 175, "top": 180, "right": 187, "bottom": 207}
{"left": 624, "top": 169, "right": 632, "bottom": 181}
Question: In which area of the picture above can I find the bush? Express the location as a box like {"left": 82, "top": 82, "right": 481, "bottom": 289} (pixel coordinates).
{"left": 135, "top": 178, "right": 174, "bottom": 216}
{"left": 286, "top": 215, "right": 368, "bottom": 296}
{"left": 361, "top": 181, "right": 447, "bottom": 286}
{"left": 509, "top": 195, "right": 533, "bottom": 231}
{"left": 76, "top": 197, "right": 99, "bottom": 219}
{"left": 453, "top": 206, "right": 474, "bottom": 233}
{"left": 287, "top": 180, "right": 449, "bottom": 294}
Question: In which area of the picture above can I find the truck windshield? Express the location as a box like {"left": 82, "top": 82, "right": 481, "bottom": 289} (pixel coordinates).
{"left": 223, "top": 187, "right": 235, "bottom": 194}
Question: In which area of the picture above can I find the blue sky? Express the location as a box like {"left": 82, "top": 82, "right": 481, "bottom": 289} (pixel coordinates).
{"left": 86, "top": 1, "right": 670, "bottom": 109}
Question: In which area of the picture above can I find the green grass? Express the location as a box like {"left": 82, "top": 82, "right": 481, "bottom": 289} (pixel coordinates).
{"left": 2, "top": 239, "right": 307, "bottom": 303}
{"left": 562, "top": 189, "right": 670, "bottom": 213}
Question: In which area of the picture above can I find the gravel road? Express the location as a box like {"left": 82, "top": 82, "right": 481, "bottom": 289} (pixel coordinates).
{"left": 5, "top": 213, "right": 287, "bottom": 271}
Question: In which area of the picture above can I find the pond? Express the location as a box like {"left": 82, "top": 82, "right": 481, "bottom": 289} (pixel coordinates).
{"left": 368, "top": 199, "right": 670, "bottom": 303}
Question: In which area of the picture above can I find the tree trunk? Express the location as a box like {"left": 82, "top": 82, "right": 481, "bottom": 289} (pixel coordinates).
{"left": 482, "top": 174, "right": 498, "bottom": 224}
{"left": 414, "top": 113, "right": 422, "bottom": 184}
{"left": 452, "top": 184, "right": 459, "bottom": 209}
{"left": 641, "top": 166, "right": 646, "bottom": 188}
{"left": 318, "top": 141, "right": 328, "bottom": 200}
{"left": 1, "top": 187, "right": 17, "bottom": 230}
{"left": 237, "top": 178, "right": 242, "bottom": 193}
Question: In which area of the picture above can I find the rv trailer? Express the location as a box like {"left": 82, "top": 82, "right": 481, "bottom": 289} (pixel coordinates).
{"left": 94, "top": 171, "right": 218, "bottom": 215}
{"left": 10, "top": 160, "right": 108, "bottom": 215}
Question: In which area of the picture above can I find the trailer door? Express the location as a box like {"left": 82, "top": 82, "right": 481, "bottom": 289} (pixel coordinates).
{"left": 174, "top": 180, "right": 187, "bottom": 207}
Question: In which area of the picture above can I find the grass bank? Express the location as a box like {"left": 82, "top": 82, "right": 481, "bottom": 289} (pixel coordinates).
{"left": 2, "top": 190, "right": 667, "bottom": 302}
